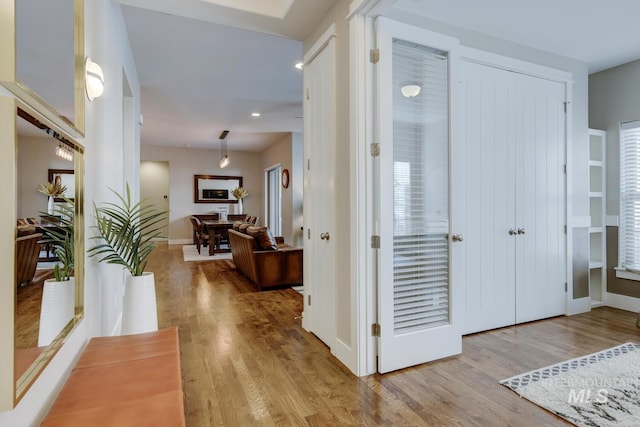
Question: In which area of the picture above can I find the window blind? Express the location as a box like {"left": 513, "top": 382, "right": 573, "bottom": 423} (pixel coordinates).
{"left": 620, "top": 120, "right": 640, "bottom": 270}
{"left": 392, "top": 39, "right": 449, "bottom": 334}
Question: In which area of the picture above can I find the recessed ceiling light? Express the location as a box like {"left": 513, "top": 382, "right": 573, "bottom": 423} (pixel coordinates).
{"left": 295, "top": 62, "right": 304, "bottom": 70}
{"left": 251, "top": 112, "right": 261, "bottom": 117}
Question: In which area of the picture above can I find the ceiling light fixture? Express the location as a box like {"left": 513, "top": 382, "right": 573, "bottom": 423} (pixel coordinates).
{"left": 251, "top": 112, "right": 261, "bottom": 117}
{"left": 219, "top": 130, "right": 230, "bottom": 169}
{"left": 85, "top": 57, "right": 105, "bottom": 101}
{"left": 295, "top": 62, "right": 304, "bottom": 70}
{"left": 56, "top": 143, "right": 74, "bottom": 162}
{"left": 400, "top": 84, "right": 421, "bottom": 98}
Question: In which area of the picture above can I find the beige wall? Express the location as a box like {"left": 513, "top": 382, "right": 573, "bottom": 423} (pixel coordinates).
{"left": 304, "top": 0, "right": 352, "bottom": 350}
{"left": 589, "top": 59, "right": 640, "bottom": 298}
{"left": 17, "top": 135, "right": 75, "bottom": 218}
{"left": 260, "top": 132, "right": 304, "bottom": 246}
{"left": 141, "top": 144, "right": 263, "bottom": 242}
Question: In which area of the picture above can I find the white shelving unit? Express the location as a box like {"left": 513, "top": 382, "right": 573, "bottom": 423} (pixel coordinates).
{"left": 589, "top": 129, "right": 606, "bottom": 307}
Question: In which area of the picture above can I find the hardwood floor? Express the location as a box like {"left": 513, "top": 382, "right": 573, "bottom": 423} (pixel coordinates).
{"left": 149, "top": 242, "right": 640, "bottom": 426}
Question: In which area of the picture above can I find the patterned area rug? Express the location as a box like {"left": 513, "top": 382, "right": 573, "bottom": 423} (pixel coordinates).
{"left": 501, "top": 343, "right": 640, "bottom": 426}
{"left": 182, "top": 245, "right": 233, "bottom": 262}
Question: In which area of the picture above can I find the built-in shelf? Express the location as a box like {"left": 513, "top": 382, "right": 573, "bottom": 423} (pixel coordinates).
{"left": 588, "top": 129, "right": 606, "bottom": 307}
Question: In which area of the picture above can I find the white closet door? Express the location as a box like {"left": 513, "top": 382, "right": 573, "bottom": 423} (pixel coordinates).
{"left": 514, "top": 73, "right": 566, "bottom": 323}
{"left": 459, "top": 61, "right": 517, "bottom": 334}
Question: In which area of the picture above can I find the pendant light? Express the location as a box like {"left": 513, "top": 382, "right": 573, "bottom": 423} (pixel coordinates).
{"left": 219, "top": 130, "right": 230, "bottom": 168}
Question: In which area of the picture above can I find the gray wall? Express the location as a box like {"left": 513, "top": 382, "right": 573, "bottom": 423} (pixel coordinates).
{"left": 589, "top": 59, "right": 640, "bottom": 298}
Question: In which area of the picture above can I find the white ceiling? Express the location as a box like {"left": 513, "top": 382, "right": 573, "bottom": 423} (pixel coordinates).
{"left": 117, "top": 0, "right": 640, "bottom": 152}
{"left": 116, "top": 0, "right": 339, "bottom": 152}
{"left": 390, "top": 0, "right": 640, "bottom": 74}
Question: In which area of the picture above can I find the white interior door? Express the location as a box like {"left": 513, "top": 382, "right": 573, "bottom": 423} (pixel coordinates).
{"left": 515, "top": 73, "right": 566, "bottom": 323}
{"left": 459, "top": 61, "right": 517, "bottom": 334}
{"left": 377, "top": 19, "right": 461, "bottom": 373}
{"left": 302, "top": 38, "right": 336, "bottom": 348}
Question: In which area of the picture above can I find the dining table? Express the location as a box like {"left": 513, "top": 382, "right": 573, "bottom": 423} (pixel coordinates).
{"left": 201, "top": 220, "right": 235, "bottom": 252}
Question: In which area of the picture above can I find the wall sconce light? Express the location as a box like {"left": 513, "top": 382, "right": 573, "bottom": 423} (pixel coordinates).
{"left": 219, "top": 130, "right": 230, "bottom": 168}
{"left": 401, "top": 84, "right": 421, "bottom": 98}
{"left": 85, "top": 57, "right": 105, "bottom": 101}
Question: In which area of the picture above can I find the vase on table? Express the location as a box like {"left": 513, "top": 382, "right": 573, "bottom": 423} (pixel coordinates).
{"left": 48, "top": 196, "right": 55, "bottom": 215}
{"left": 237, "top": 199, "right": 243, "bottom": 215}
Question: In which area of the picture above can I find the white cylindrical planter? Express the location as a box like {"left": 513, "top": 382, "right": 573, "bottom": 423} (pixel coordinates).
{"left": 237, "top": 199, "right": 243, "bottom": 215}
{"left": 47, "top": 196, "right": 54, "bottom": 215}
{"left": 121, "top": 272, "right": 158, "bottom": 335}
{"left": 38, "top": 278, "right": 74, "bottom": 346}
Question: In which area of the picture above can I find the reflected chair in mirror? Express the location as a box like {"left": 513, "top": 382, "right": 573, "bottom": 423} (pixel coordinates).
{"left": 189, "top": 216, "right": 210, "bottom": 254}
{"left": 16, "top": 232, "right": 43, "bottom": 287}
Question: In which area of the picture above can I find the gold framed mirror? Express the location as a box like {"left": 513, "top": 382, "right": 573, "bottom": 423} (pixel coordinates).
{"left": 14, "top": 104, "right": 85, "bottom": 404}
{"left": 0, "top": 0, "right": 85, "bottom": 409}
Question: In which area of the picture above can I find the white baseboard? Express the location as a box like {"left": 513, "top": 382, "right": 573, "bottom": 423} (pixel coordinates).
{"left": 567, "top": 297, "right": 591, "bottom": 315}
{"left": 169, "top": 239, "right": 191, "bottom": 245}
{"left": 604, "top": 292, "right": 640, "bottom": 313}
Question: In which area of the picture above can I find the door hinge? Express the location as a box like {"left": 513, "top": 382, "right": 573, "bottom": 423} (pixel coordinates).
{"left": 565, "top": 282, "right": 568, "bottom": 293}
{"left": 370, "top": 143, "right": 380, "bottom": 157}
{"left": 371, "top": 323, "right": 380, "bottom": 337}
{"left": 371, "top": 235, "right": 380, "bottom": 249}
{"left": 370, "top": 49, "right": 379, "bottom": 64}
{"left": 308, "top": 228, "right": 311, "bottom": 239}
{"left": 307, "top": 159, "right": 310, "bottom": 170}
{"left": 564, "top": 164, "right": 567, "bottom": 174}
{"left": 563, "top": 101, "right": 568, "bottom": 113}
{"left": 306, "top": 88, "right": 310, "bottom": 100}
{"left": 308, "top": 295, "right": 311, "bottom": 305}
{"left": 564, "top": 225, "right": 567, "bottom": 234}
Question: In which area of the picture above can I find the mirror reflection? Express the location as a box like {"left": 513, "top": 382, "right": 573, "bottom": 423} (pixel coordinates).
{"left": 194, "top": 175, "right": 243, "bottom": 203}
{"left": 16, "top": 0, "right": 76, "bottom": 125}
{"left": 14, "top": 108, "right": 83, "bottom": 392}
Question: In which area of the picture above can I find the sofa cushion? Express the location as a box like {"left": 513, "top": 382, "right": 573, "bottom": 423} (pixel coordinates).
{"left": 246, "top": 226, "right": 278, "bottom": 251}
{"left": 238, "top": 223, "right": 252, "bottom": 234}
{"left": 232, "top": 221, "right": 244, "bottom": 231}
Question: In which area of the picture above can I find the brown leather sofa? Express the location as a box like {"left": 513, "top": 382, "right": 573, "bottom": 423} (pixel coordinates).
{"left": 229, "top": 228, "right": 302, "bottom": 290}
{"left": 16, "top": 232, "right": 42, "bottom": 287}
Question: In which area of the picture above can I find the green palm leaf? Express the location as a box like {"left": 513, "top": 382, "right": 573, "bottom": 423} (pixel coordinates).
{"left": 88, "top": 183, "right": 168, "bottom": 276}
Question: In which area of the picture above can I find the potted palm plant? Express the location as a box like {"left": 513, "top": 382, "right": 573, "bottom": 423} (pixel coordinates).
{"left": 38, "top": 200, "right": 75, "bottom": 346}
{"left": 88, "top": 184, "right": 167, "bottom": 335}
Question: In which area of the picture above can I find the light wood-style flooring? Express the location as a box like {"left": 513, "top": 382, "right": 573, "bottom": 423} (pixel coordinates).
{"left": 149, "top": 242, "right": 640, "bottom": 426}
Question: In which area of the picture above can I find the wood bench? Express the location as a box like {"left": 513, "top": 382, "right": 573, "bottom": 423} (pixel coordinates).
{"left": 42, "top": 327, "right": 185, "bottom": 427}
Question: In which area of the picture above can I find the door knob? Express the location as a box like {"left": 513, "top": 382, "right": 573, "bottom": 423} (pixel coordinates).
{"left": 452, "top": 233, "right": 463, "bottom": 242}
{"left": 517, "top": 228, "right": 526, "bottom": 235}
{"left": 320, "top": 232, "right": 330, "bottom": 241}
{"left": 509, "top": 228, "right": 517, "bottom": 235}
